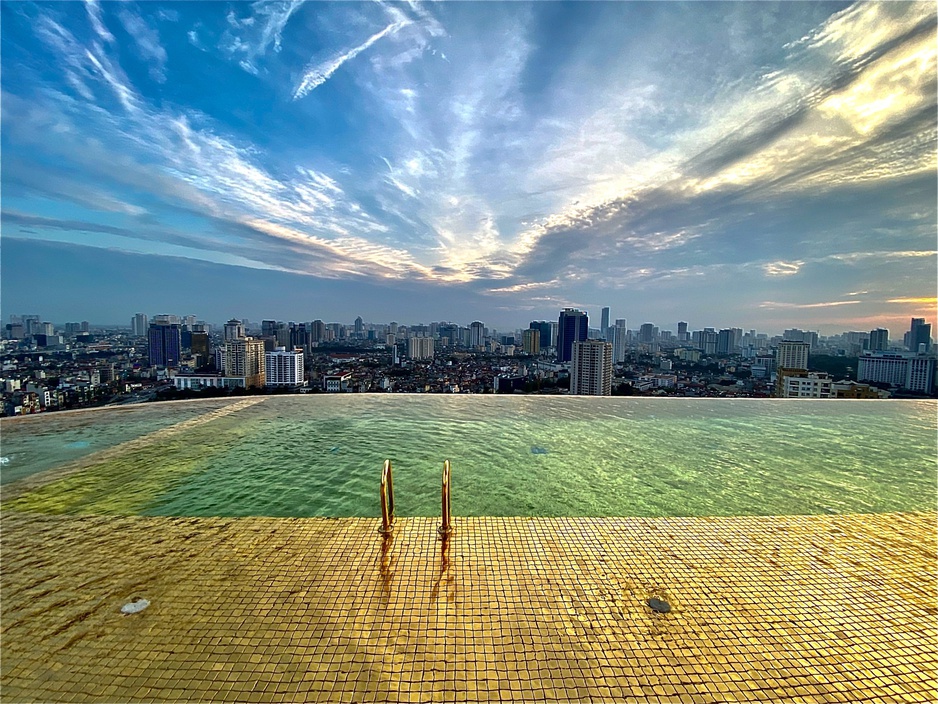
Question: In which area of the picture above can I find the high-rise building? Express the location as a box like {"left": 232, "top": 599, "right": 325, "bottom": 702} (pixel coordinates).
{"left": 776, "top": 341, "right": 810, "bottom": 371}
{"left": 310, "top": 320, "right": 325, "bottom": 343}
{"left": 529, "top": 321, "right": 553, "bottom": 350}
{"left": 639, "top": 323, "right": 655, "bottom": 343}
{"left": 557, "top": 309, "right": 588, "bottom": 363}
{"left": 783, "top": 328, "right": 818, "bottom": 349}
{"left": 190, "top": 332, "right": 210, "bottom": 359}
{"left": 717, "top": 328, "right": 739, "bottom": 355}
{"left": 869, "top": 328, "right": 889, "bottom": 352}
{"left": 225, "top": 338, "right": 266, "bottom": 387}
{"left": 132, "top": 314, "right": 148, "bottom": 336}
{"left": 522, "top": 328, "right": 540, "bottom": 356}
{"left": 224, "top": 319, "right": 245, "bottom": 341}
{"left": 907, "top": 318, "right": 931, "bottom": 353}
{"left": 262, "top": 320, "right": 278, "bottom": 337}
{"left": 677, "top": 321, "right": 688, "bottom": 341}
{"left": 600, "top": 307, "right": 610, "bottom": 337}
{"left": 858, "top": 351, "right": 936, "bottom": 392}
{"left": 693, "top": 329, "right": 718, "bottom": 355}
{"left": 610, "top": 319, "right": 628, "bottom": 363}
{"left": 570, "top": 340, "right": 613, "bottom": 396}
{"left": 265, "top": 347, "right": 305, "bottom": 387}
{"left": 354, "top": 316, "right": 364, "bottom": 335}
{"left": 408, "top": 336, "right": 434, "bottom": 360}
{"left": 148, "top": 321, "right": 182, "bottom": 367}
{"left": 469, "top": 321, "right": 485, "bottom": 349}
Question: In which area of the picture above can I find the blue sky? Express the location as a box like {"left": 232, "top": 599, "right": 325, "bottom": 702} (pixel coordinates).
{"left": 1, "top": 1, "right": 935, "bottom": 334}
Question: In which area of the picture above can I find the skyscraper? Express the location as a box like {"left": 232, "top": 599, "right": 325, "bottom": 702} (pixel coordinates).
{"left": 639, "top": 323, "right": 655, "bottom": 343}
{"left": 148, "top": 321, "right": 181, "bottom": 367}
{"left": 557, "top": 309, "right": 588, "bottom": 363}
{"left": 224, "top": 319, "right": 245, "bottom": 341}
{"left": 408, "top": 336, "right": 435, "bottom": 360}
{"left": 570, "top": 340, "right": 613, "bottom": 396}
{"left": 611, "top": 319, "right": 628, "bottom": 363}
{"left": 677, "top": 321, "right": 688, "bottom": 341}
{"left": 469, "top": 321, "right": 485, "bottom": 349}
{"left": 529, "top": 321, "right": 553, "bottom": 350}
{"left": 600, "top": 307, "right": 610, "bottom": 337}
{"left": 354, "top": 316, "right": 364, "bottom": 335}
{"left": 908, "top": 318, "right": 931, "bottom": 353}
{"left": 225, "top": 338, "right": 266, "bottom": 388}
{"left": 132, "top": 313, "right": 148, "bottom": 337}
{"left": 776, "top": 341, "right": 810, "bottom": 371}
{"left": 522, "top": 328, "right": 540, "bottom": 356}
{"left": 869, "top": 328, "right": 889, "bottom": 352}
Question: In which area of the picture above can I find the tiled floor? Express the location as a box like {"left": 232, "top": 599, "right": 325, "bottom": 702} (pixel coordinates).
{"left": 2, "top": 511, "right": 936, "bottom": 702}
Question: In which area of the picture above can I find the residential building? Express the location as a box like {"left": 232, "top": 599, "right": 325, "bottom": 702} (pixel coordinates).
{"left": 776, "top": 341, "right": 809, "bottom": 371}
{"left": 131, "top": 313, "right": 148, "bottom": 337}
{"left": 408, "top": 336, "right": 435, "bottom": 360}
{"left": 522, "top": 328, "right": 540, "bottom": 356}
{"left": 469, "top": 321, "right": 485, "bottom": 349}
{"left": 610, "top": 319, "right": 628, "bottom": 363}
{"left": 777, "top": 371, "right": 833, "bottom": 398}
{"left": 265, "top": 347, "right": 305, "bottom": 387}
{"left": 557, "top": 309, "right": 589, "bottom": 363}
{"left": 224, "top": 338, "right": 265, "bottom": 388}
{"left": 570, "top": 340, "right": 613, "bottom": 396}
{"left": 677, "top": 321, "right": 688, "bottom": 341}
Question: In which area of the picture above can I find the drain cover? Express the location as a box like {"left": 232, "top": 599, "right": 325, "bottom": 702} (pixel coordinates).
{"left": 647, "top": 598, "right": 671, "bottom": 613}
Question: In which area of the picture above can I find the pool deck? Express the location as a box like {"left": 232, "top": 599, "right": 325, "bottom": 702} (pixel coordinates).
{"left": 2, "top": 511, "right": 936, "bottom": 703}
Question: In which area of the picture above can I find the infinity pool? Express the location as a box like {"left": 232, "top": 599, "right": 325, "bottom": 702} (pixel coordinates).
{"left": 2, "top": 397, "right": 935, "bottom": 517}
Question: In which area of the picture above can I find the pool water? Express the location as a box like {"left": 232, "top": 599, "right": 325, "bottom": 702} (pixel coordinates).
{"left": 2, "top": 397, "right": 935, "bottom": 517}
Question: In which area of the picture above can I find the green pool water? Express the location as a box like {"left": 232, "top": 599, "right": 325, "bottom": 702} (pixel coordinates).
{"left": 2, "top": 396, "right": 935, "bottom": 517}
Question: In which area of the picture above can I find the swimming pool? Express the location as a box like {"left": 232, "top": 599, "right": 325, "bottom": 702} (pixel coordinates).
{"left": 2, "top": 396, "right": 935, "bottom": 517}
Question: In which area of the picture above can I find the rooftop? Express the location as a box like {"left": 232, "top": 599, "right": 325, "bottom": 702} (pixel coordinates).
{"left": 3, "top": 511, "right": 936, "bottom": 702}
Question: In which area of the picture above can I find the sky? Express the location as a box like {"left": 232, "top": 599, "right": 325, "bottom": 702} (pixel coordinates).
{"left": 1, "top": 1, "right": 936, "bottom": 336}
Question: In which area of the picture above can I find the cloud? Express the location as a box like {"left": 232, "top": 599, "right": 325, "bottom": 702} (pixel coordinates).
{"left": 293, "top": 20, "right": 411, "bottom": 99}
{"left": 759, "top": 300, "right": 861, "bottom": 309}
{"left": 762, "top": 261, "right": 804, "bottom": 277}
{"left": 219, "top": 0, "right": 306, "bottom": 72}
{"left": 117, "top": 8, "right": 168, "bottom": 82}
{"left": 887, "top": 297, "right": 938, "bottom": 305}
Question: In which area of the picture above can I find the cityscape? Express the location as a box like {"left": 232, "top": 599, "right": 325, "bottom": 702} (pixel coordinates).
{"left": 1, "top": 1, "right": 936, "bottom": 703}
{"left": 2, "top": 308, "right": 934, "bottom": 415}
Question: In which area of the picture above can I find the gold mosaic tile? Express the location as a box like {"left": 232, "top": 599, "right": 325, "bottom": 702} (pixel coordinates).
{"left": 1, "top": 511, "right": 936, "bottom": 702}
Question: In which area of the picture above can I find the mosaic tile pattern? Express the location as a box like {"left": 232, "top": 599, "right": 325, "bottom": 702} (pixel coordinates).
{"left": 2, "top": 512, "right": 936, "bottom": 702}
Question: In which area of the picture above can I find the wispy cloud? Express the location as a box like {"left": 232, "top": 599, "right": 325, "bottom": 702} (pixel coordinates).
{"left": 293, "top": 20, "right": 411, "bottom": 100}
{"left": 887, "top": 297, "right": 938, "bottom": 305}
{"left": 759, "top": 300, "right": 861, "bottom": 309}
{"left": 117, "top": 7, "right": 168, "bottom": 82}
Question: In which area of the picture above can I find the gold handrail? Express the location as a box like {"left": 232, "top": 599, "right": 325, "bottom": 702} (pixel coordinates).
{"left": 438, "top": 459, "right": 452, "bottom": 538}
{"left": 379, "top": 459, "right": 395, "bottom": 534}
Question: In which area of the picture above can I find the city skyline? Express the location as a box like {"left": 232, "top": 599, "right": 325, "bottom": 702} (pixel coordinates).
{"left": 2, "top": 2, "right": 936, "bottom": 333}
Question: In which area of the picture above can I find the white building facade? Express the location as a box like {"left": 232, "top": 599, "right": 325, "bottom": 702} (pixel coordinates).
{"left": 570, "top": 340, "right": 613, "bottom": 396}
{"left": 858, "top": 352, "right": 936, "bottom": 392}
{"left": 408, "top": 336, "right": 435, "bottom": 360}
{"left": 265, "top": 347, "right": 305, "bottom": 387}
{"left": 776, "top": 341, "right": 810, "bottom": 371}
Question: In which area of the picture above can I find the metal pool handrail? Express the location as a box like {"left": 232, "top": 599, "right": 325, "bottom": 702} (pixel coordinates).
{"left": 379, "top": 459, "right": 395, "bottom": 534}
{"left": 438, "top": 459, "right": 452, "bottom": 538}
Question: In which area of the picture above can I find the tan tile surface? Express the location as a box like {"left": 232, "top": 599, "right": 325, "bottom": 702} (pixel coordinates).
{"left": 2, "top": 512, "right": 936, "bottom": 702}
